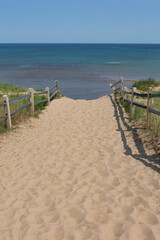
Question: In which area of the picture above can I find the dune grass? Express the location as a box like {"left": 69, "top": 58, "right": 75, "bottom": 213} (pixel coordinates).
{"left": 0, "top": 82, "right": 27, "bottom": 93}
{"left": 0, "top": 82, "right": 43, "bottom": 93}
{"left": 0, "top": 83, "right": 50, "bottom": 134}
{"left": 132, "top": 78, "right": 160, "bottom": 91}
{"left": 119, "top": 78, "right": 160, "bottom": 134}
{"left": 122, "top": 99, "right": 160, "bottom": 133}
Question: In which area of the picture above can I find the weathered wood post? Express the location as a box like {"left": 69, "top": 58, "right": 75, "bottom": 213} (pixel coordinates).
{"left": 45, "top": 87, "right": 50, "bottom": 106}
{"left": 28, "top": 88, "right": 34, "bottom": 116}
{"left": 123, "top": 87, "right": 127, "bottom": 105}
{"left": 55, "top": 80, "right": 60, "bottom": 98}
{"left": 120, "top": 76, "right": 124, "bottom": 97}
{"left": 130, "top": 87, "right": 136, "bottom": 118}
{"left": 147, "top": 87, "right": 152, "bottom": 129}
{"left": 109, "top": 83, "right": 116, "bottom": 91}
{"left": 3, "top": 95, "right": 12, "bottom": 129}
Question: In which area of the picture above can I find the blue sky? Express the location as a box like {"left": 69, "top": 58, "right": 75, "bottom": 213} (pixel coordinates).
{"left": 0, "top": 0, "right": 160, "bottom": 43}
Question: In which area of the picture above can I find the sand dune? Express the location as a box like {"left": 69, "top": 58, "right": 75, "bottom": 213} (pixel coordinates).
{"left": 0, "top": 95, "right": 160, "bottom": 240}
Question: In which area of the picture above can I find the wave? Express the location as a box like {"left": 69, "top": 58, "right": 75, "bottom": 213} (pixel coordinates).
{"left": 19, "top": 64, "right": 34, "bottom": 69}
{"left": 105, "top": 62, "right": 121, "bottom": 65}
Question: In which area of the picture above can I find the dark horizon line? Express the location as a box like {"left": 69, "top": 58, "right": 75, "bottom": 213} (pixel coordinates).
{"left": 0, "top": 42, "right": 160, "bottom": 45}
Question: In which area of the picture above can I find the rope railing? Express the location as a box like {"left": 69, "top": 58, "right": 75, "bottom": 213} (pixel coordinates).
{"left": 111, "top": 80, "right": 121, "bottom": 88}
{"left": 0, "top": 115, "right": 7, "bottom": 120}
{"left": 33, "top": 91, "right": 46, "bottom": 96}
{"left": 0, "top": 80, "right": 60, "bottom": 129}
{"left": 132, "top": 101, "right": 147, "bottom": 109}
{"left": 0, "top": 102, "right": 6, "bottom": 107}
{"left": 34, "top": 99, "right": 48, "bottom": 105}
{"left": 110, "top": 76, "right": 160, "bottom": 129}
{"left": 11, "top": 103, "right": 31, "bottom": 116}
{"left": 49, "top": 86, "right": 57, "bottom": 92}
{"left": 150, "top": 93, "right": 160, "bottom": 98}
{"left": 133, "top": 92, "right": 148, "bottom": 97}
{"left": 149, "top": 108, "right": 160, "bottom": 116}
{"left": 9, "top": 93, "right": 31, "bottom": 105}
{"left": 50, "top": 90, "right": 58, "bottom": 100}
{"left": 125, "top": 91, "right": 132, "bottom": 95}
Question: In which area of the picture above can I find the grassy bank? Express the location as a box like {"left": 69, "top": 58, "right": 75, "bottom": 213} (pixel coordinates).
{"left": 119, "top": 78, "right": 160, "bottom": 134}
{"left": 0, "top": 82, "right": 27, "bottom": 93}
{"left": 0, "top": 83, "right": 51, "bottom": 134}
{"left": 132, "top": 78, "right": 160, "bottom": 91}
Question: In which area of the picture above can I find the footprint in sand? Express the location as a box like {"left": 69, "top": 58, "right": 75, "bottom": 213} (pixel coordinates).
{"left": 129, "top": 224, "right": 156, "bottom": 240}
{"left": 106, "top": 175, "right": 120, "bottom": 187}
{"left": 92, "top": 191, "right": 106, "bottom": 203}
{"left": 86, "top": 208, "right": 110, "bottom": 224}
{"left": 77, "top": 226, "right": 93, "bottom": 239}
{"left": 18, "top": 191, "right": 32, "bottom": 202}
{"left": 49, "top": 211, "right": 61, "bottom": 225}
{"left": 46, "top": 226, "right": 64, "bottom": 240}
{"left": 121, "top": 205, "right": 134, "bottom": 215}
{"left": 69, "top": 208, "right": 85, "bottom": 224}
{"left": 137, "top": 210, "right": 158, "bottom": 225}
{"left": 99, "top": 220, "right": 124, "bottom": 240}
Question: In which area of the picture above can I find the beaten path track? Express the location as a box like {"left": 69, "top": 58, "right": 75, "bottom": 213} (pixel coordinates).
{"left": 0, "top": 96, "right": 160, "bottom": 240}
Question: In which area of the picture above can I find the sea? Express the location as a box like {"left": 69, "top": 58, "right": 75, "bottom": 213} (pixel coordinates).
{"left": 0, "top": 43, "right": 160, "bottom": 99}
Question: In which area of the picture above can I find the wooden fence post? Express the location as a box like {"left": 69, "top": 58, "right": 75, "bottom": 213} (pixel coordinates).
{"left": 3, "top": 95, "right": 12, "bottom": 129}
{"left": 130, "top": 87, "right": 136, "bottom": 118}
{"left": 45, "top": 87, "right": 50, "bottom": 106}
{"left": 55, "top": 80, "right": 60, "bottom": 98}
{"left": 123, "top": 87, "right": 127, "bottom": 105}
{"left": 28, "top": 88, "right": 34, "bottom": 116}
{"left": 147, "top": 87, "right": 152, "bottom": 129}
{"left": 120, "top": 76, "right": 124, "bottom": 97}
{"left": 109, "top": 83, "right": 116, "bottom": 91}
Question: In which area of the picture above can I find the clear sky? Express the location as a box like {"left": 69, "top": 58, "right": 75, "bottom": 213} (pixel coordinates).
{"left": 0, "top": 0, "right": 160, "bottom": 43}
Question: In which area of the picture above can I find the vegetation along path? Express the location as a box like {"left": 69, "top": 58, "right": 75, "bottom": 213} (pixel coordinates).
{"left": 0, "top": 96, "right": 160, "bottom": 240}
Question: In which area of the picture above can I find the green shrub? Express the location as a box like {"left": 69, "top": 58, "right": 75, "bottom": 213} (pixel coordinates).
{"left": 118, "top": 79, "right": 160, "bottom": 134}
{"left": 132, "top": 78, "right": 160, "bottom": 91}
{"left": 0, "top": 83, "right": 56, "bottom": 133}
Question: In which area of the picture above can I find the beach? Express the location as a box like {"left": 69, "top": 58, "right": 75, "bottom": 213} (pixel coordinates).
{"left": 0, "top": 95, "right": 160, "bottom": 239}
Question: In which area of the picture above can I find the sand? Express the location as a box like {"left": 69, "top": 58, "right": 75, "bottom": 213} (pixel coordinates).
{"left": 0, "top": 95, "right": 160, "bottom": 240}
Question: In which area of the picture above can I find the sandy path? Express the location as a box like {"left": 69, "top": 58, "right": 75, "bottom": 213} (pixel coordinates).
{"left": 0, "top": 96, "right": 160, "bottom": 240}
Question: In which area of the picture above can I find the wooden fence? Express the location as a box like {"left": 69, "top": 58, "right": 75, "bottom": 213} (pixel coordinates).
{"left": 0, "top": 80, "right": 60, "bottom": 129}
{"left": 110, "top": 76, "right": 160, "bottom": 129}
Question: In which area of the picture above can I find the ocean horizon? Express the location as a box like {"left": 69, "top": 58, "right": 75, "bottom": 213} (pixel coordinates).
{"left": 0, "top": 43, "right": 160, "bottom": 99}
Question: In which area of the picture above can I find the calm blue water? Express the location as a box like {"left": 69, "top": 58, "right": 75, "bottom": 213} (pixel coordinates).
{"left": 0, "top": 43, "right": 160, "bottom": 99}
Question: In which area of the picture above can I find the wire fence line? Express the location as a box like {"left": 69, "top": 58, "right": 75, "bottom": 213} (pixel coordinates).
{"left": 110, "top": 76, "right": 160, "bottom": 129}
{"left": 0, "top": 80, "right": 60, "bottom": 129}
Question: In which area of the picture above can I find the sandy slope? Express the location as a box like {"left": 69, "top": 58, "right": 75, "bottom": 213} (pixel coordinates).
{"left": 0, "top": 96, "right": 160, "bottom": 240}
